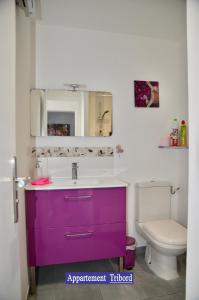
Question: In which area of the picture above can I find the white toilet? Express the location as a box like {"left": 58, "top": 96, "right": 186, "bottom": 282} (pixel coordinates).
{"left": 135, "top": 181, "right": 187, "bottom": 280}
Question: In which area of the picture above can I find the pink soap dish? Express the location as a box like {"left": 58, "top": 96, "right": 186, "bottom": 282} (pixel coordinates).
{"left": 31, "top": 177, "right": 52, "bottom": 186}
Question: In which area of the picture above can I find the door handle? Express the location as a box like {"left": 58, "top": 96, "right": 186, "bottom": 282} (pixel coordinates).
{"left": 64, "top": 195, "right": 92, "bottom": 200}
{"left": 14, "top": 177, "right": 31, "bottom": 188}
{"left": 12, "top": 156, "right": 31, "bottom": 223}
{"left": 64, "top": 232, "right": 94, "bottom": 239}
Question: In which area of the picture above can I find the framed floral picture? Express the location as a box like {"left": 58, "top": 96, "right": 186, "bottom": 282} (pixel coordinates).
{"left": 134, "top": 80, "right": 159, "bottom": 107}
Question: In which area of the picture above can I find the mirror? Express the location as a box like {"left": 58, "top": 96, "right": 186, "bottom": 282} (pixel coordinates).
{"left": 30, "top": 89, "right": 112, "bottom": 137}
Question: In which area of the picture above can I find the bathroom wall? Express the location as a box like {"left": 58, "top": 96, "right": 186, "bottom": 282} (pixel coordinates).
{"left": 186, "top": 0, "right": 199, "bottom": 298}
{"left": 16, "top": 7, "right": 36, "bottom": 299}
{"left": 34, "top": 0, "right": 188, "bottom": 246}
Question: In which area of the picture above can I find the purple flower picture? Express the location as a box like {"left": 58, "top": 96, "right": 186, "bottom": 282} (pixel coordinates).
{"left": 134, "top": 80, "right": 159, "bottom": 107}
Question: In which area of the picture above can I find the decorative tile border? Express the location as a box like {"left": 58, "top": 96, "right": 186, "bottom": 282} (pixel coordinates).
{"left": 32, "top": 147, "right": 114, "bottom": 158}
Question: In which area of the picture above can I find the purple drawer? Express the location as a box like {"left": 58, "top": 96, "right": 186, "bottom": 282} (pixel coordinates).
{"left": 27, "top": 223, "right": 126, "bottom": 266}
{"left": 26, "top": 187, "right": 126, "bottom": 228}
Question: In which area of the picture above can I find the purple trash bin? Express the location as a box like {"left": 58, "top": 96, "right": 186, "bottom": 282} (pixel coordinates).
{"left": 124, "top": 236, "right": 136, "bottom": 270}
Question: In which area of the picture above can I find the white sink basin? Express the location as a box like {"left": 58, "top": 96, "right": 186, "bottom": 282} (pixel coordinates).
{"left": 25, "top": 177, "right": 128, "bottom": 190}
{"left": 52, "top": 178, "right": 100, "bottom": 187}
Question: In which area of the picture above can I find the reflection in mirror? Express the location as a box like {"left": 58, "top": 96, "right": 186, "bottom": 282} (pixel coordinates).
{"left": 30, "top": 89, "right": 112, "bottom": 137}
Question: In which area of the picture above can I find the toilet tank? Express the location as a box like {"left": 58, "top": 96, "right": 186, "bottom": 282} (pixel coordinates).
{"left": 135, "top": 181, "right": 172, "bottom": 223}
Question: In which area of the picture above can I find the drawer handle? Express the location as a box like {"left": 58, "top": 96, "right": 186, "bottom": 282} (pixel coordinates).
{"left": 64, "top": 195, "right": 92, "bottom": 200}
{"left": 64, "top": 232, "right": 94, "bottom": 239}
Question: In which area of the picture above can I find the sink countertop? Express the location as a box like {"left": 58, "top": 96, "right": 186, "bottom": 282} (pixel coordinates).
{"left": 25, "top": 177, "right": 128, "bottom": 191}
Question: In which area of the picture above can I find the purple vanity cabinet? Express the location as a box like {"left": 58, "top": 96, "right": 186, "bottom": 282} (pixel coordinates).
{"left": 25, "top": 187, "right": 126, "bottom": 267}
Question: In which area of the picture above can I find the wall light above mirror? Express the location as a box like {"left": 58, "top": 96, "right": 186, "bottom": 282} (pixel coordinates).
{"left": 30, "top": 89, "right": 113, "bottom": 137}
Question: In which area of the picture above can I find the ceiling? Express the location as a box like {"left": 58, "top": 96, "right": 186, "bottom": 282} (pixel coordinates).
{"left": 38, "top": 0, "right": 186, "bottom": 41}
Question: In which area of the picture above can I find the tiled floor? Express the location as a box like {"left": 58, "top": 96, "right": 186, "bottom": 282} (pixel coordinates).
{"left": 28, "top": 254, "right": 186, "bottom": 300}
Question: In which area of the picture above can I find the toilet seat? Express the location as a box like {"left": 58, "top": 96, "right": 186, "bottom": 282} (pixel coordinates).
{"left": 142, "top": 219, "right": 187, "bottom": 246}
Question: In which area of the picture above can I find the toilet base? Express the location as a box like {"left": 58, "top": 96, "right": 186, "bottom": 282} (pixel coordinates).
{"left": 145, "top": 244, "right": 179, "bottom": 280}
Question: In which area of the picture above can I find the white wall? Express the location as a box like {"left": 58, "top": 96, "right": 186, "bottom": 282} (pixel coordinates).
{"left": 16, "top": 7, "right": 36, "bottom": 300}
{"left": 186, "top": 1, "right": 199, "bottom": 299}
{"left": 35, "top": 1, "right": 188, "bottom": 246}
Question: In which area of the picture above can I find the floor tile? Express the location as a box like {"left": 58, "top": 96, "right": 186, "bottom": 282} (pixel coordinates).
{"left": 136, "top": 270, "right": 173, "bottom": 296}
{"left": 99, "top": 284, "right": 147, "bottom": 300}
{"left": 133, "top": 255, "right": 153, "bottom": 274}
{"left": 148, "top": 291, "right": 185, "bottom": 300}
{"left": 29, "top": 289, "right": 55, "bottom": 300}
{"left": 28, "top": 255, "right": 186, "bottom": 300}
{"left": 169, "top": 292, "right": 185, "bottom": 300}
{"left": 54, "top": 285, "right": 103, "bottom": 300}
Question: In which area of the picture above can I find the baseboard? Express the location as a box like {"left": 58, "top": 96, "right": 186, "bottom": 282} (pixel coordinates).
{"left": 26, "top": 285, "right": 30, "bottom": 300}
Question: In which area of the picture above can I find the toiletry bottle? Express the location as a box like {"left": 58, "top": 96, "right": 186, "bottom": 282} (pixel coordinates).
{"left": 35, "top": 159, "right": 43, "bottom": 179}
{"left": 180, "top": 120, "right": 187, "bottom": 147}
{"left": 170, "top": 118, "right": 179, "bottom": 147}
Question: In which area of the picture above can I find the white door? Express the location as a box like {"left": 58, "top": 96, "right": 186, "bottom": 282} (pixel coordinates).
{"left": 0, "top": 1, "right": 22, "bottom": 299}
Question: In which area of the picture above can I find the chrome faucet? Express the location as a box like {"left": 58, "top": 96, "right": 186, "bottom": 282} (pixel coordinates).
{"left": 72, "top": 162, "right": 78, "bottom": 180}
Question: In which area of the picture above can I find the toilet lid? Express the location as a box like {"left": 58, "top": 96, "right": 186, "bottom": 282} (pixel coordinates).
{"left": 142, "top": 219, "right": 187, "bottom": 246}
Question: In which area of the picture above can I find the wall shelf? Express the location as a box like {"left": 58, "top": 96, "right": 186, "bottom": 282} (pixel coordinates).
{"left": 158, "top": 146, "right": 188, "bottom": 149}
